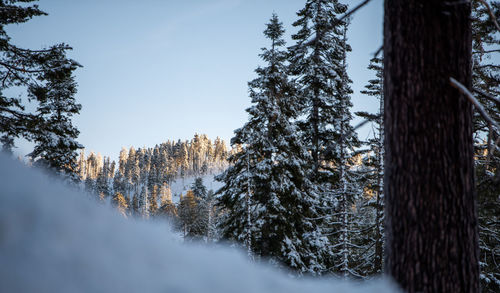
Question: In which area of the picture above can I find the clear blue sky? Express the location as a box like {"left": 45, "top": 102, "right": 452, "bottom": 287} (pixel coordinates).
{"left": 7, "top": 0, "right": 383, "bottom": 160}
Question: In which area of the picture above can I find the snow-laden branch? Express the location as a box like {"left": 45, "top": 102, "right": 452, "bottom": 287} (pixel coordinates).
{"left": 300, "top": 0, "right": 373, "bottom": 47}
{"left": 474, "top": 87, "right": 500, "bottom": 108}
{"left": 478, "top": 0, "right": 500, "bottom": 34}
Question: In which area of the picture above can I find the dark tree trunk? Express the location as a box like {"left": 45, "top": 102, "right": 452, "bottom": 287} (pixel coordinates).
{"left": 384, "top": 1, "right": 479, "bottom": 292}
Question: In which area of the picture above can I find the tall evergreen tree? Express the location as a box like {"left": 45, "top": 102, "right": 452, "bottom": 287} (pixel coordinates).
{"left": 471, "top": 2, "right": 500, "bottom": 291}
{"left": 355, "top": 56, "right": 385, "bottom": 276}
{"left": 217, "top": 14, "right": 331, "bottom": 275}
{"left": 191, "top": 177, "right": 207, "bottom": 199}
{"left": 0, "top": 0, "right": 82, "bottom": 178}
{"left": 288, "top": 0, "right": 349, "bottom": 181}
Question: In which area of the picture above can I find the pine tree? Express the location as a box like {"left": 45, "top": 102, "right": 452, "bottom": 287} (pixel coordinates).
{"left": 354, "top": 56, "right": 385, "bottom": 276}
{"left": 178, "top": 190, "right": 205, "bottom": 240}
{"left": 149, "top": 184, "right": 159, "bottom": 216}
{"left": 0, "top": 0, "right": 82, "bottom": 178}
{"left": 96, "top": 157, "right": 111, "bottom": 199}
{"left": 217, "top": 14, "right": 331, "bottom": 275}
{"left": 27, "top": 45, "right": 82, "bottom": 180}
{"left": 191, "top": 177, "right": 207, "bottom": 199}
{"left": 470, "top": 3, "right": 500, "bottom": 291}
{"left": 140, "top": 185, "right": 150, "bottom": 219}
{"left": 158, "top": 182, "right": 177, "bottom": 221}
{"left": 288, "top": 0, "right": 349, "bottom": 180}
{"left": 112, "top": 192, "right": 129, "bottom": 218}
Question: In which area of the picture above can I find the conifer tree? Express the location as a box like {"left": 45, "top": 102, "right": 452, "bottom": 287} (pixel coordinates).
{"left": 140, "top": 185, "right": 150, "bottom": 219}
{"left": 0, "top": 0, "right": 82, "bottom": 179}
{"left": 191, "top": 177, "right": 207, "bottom": 199}
{"left": 288, "top": 0, "right": 349, "bottom": 180}
{"left": 112, "top": 192, "right": 129, "bottom": 218}
{"left": 471, "top": 2, "right": 500, "bottom": 291}
{"left": 217, "top": 14, "right": 331, "bottom": 275}
{"left": 158, "top": 183, "right": 177, "bottom": 221}
{"left": 353, "top": 56, "right": 385, "bottom": 276}
{"left": 178, "top": 190, "right": 205, "bottom": 239}
{"left": 149, "top": 185, "right": 159, "bottom": 216}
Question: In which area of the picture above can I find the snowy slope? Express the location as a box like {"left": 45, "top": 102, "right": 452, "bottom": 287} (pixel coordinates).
{"left": 170, "top": 172, "right": 224, "bottom": 203}
{"left": 0, "top": 155, "right": 399, "bottom": 293}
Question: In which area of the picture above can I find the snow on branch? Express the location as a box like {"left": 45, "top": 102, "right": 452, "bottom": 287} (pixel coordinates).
{"left": 478, "top": 0, "right": 500, "bottom": 34}
{"left": 301, "top": 0, "right": 373, "bottom": 47}
{"left": 474, "top": 87, "right": 500, "bottom": 108}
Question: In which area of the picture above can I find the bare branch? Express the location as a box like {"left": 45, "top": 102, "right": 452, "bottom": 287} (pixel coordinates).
{"left": 374, "top": 45, "right": 383, "bottom": 58}
{"left": 338, "top": 0, "right": 372, "bottom": 22}
{"left": 353, "top": 118, "right": 370, "bottom": 131}
{"left": 473, "top": 49, "right": 500, "bottom": 54}
{"left": 450, "top": 77, "right": 500, "bottom": 166}
{"left": 450, "top": 77, "right": 500, "bottom": 131}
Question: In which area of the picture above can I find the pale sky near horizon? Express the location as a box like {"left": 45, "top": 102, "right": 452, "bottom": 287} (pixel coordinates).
{"left": 7, "top": 0, "right": 383, "bottom": 161}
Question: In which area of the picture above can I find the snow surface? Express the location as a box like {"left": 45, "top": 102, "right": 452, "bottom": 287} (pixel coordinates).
{"left": 0, "top": 155, "right": 399, "bottom": 293}
{"left": 170, "top": 173, "right": 223, "bottom": 203}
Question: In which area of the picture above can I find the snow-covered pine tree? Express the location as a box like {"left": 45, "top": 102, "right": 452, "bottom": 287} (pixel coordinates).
{"left": 27, "top": 44, "right": 82, "bottom": 181}
{"left": 149, "top": 184, "right": 159, "bottom": 216}
{"left": 327, "top": 21, "right": 363, "bottom": 278}
{"left": 131, "top": 192, "right": 140, "bottom": 217}
{"left": 354, "top": 56, "right": 384, "bottom": 277}
{"left": 192, "top": 177, "right": 208, "bottom": 199}
{"left": 112, "top": 192, "right": 129, "bottom": 218}
{"left": 178, "top": 190, "right": 205, "bottom": 240}
{"left": 289, "top": 0, "right": 348, "bottom": 180}
{"left": 471, "top": 2, "right": 500, "bottom": 291}
{"left": 96, "top": 156, "right": 111, "bottom": 200}
{"left": 0, "top": 1, "right": 82, "bottom": 177}
{"left": 217, "top": 14, "right": 331, "bottom": 275}
{"left": 139, "top": 185, "right": 149, "bottom": 219}
{"left": 158, "top": 182, "right": 177, "bottom": 221}
{"left": 289, "top": 1, "right": 361, "bottom": 277}
{"left": 77, "top": 149, "right": 86, "bottom": 181}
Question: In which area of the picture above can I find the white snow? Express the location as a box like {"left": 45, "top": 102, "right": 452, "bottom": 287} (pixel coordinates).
{"left": 169, "top": 173, "right": 223, "bottom": 203}
{"left": 0, "top": 155, "right": 399, "bottom": 293}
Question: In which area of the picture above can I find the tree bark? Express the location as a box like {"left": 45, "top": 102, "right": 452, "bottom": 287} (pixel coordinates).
{"left": 384, "top": 1, "right": 479, "bottom": 292}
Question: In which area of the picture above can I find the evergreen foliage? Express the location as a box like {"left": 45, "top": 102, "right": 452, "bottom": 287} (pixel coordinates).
{"left": 0, "top": 0, "right": 82, "bottom": 179}
{"left": 471, "top": 2, "right": 500, "bottom": 291}
{"left": 354, "top": 56, "right": 385, "bottom": 276}
{"left": 217, "top": 14, "right": 331, "bottom": 275}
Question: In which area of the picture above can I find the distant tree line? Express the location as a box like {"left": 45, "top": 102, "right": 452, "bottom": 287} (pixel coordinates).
{"left": 77, "top": 134, "right": 228, "bottom": 224}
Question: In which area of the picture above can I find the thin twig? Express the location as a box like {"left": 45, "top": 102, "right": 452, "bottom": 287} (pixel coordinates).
{"left": 374, "top": 45, "right": 383, "bottom": 58}
{"left": 478, "top": 0, "right": 500, "bottom": 33}
{"left": 353, "top": 119, "right": 370, "bottom": 131}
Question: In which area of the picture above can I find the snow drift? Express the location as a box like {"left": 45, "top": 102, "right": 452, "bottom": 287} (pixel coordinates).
{"left": 0, "top": 155, "right": 398, "bottom": 293}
